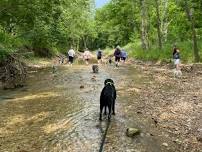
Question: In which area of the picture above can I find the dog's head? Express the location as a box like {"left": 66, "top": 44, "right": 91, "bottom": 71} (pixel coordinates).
{"left": 104, "top": 79, "right": 114, "bottom": 86}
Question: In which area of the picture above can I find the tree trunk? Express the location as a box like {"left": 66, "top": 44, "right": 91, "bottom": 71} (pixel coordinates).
{"left": 83, "top": 36, "right": 87, "bottom": 49}
{"left": 140, "top": 0, "right": 149, "bottom": 50}
{"left": 155, "top": 0, "right": 162, "bottom": 50}
{"left": 161, "top": 0, "right": 169, "bottom": 42}
{"left": 76, "top": 39, "right": 80, "bottom": 51}
{"left": 184, "top": 1, "right": 200, "bottom": 62}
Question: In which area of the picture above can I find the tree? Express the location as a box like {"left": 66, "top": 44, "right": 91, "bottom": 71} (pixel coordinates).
{"left": 139, "top": 0, "right": 149, "bottom": 50}
{"left": 184, "top": 0, "right": 200, "bottom": 62}
{"left": 155, "top": 0, "right": 162, "bottom": 49}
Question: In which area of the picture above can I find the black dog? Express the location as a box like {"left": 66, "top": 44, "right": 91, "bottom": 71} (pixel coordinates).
{"left": 99, "top": 79, "right": 117, "bottom": 121}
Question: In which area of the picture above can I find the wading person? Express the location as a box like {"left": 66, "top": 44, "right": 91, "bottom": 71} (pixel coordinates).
{"left": 96, "top": 48, "right": 103, "bottom": 64}
{"left": 173, "top": 48, "right": 182, "bottom": 77}
{"left": 114, "top": 46, "right": 122, "bottom": 67}
{"left": 67, "top": 47, "right": 75, "bottom": 66}
{"left": 172, "top": 45, "right": 177, "bottom": 63}
{"left": 83, "top": 48, "right": 91, "bottom": 65}
{"left": 121, "top": 48, "right": 127, "bottom": 63}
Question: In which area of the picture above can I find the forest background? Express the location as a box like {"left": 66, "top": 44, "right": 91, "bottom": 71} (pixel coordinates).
{"left": 0, "top": 0, "right": 201, "bottom": 63}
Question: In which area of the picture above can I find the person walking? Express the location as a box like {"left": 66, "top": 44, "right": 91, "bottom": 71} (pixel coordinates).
{"left": 121, "top": 48, "right": 127, "bottom": 63}
{"left": 96, "top": 48, "right": 103, "bottom": 64}
{"left": 173, "top": 48, "right": 181, "bottom": 71}
{"left": 83, "top": 48, "right": 91, "bottom": 65}
{"left": 67, "top": 47, "right": 75, "bottom": 66}
{"left": 114, "top": 46, "right": 122, "bottom": 67}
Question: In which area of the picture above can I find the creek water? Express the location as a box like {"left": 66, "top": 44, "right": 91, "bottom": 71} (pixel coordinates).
{"left": 0, "top": 64, "right": 178, "bottom": 152}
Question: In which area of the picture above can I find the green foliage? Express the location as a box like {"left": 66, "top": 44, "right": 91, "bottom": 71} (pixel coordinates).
{"left": 0, "top": 0, "right": 96, "bottom": 59}
{"left": 95, "top": 0, "right": 201, "bottom": 63}
{"left": 0, "top": 0, "right": 201, "bottom": 62}
{"left": 0, "top": 26, "right": 26, "bottom": 60}
{"left": 125, "top": 40, "right": 202, "bottom": 63}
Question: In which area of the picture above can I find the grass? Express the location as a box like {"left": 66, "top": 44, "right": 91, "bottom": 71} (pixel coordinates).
{"left": 123, "top": 40, "right": 202, "bottom": 63}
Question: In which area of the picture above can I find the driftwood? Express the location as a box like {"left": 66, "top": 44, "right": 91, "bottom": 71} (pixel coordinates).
{"left": 0, "top": 55, "right": 26, "bottom": 89}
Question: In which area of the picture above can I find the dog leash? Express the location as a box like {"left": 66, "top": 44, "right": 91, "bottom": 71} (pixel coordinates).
{"left": 99, "top": 121, "right": 111, "bottom": 152}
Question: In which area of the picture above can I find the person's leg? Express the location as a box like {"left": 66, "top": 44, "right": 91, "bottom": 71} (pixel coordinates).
{"left": 68, "top": 56, "right": 71, "bottom": 65}
{"left": 123, "top": 57, "right": 126, "bottom": 63}
{"left": 70, "top": 57, "right": 73, "bottom": 66}
{"left": 176, "top": 64, "right": 179, "bottom": 71}
{"left": 116, "top": 57, "right": 120, "bottom": 67}
{"left": 86, "top": 59, "right": 89, "bottom": 65}
{"left": 176, "top": 59, "right": 180, "bottom": 71}
{"left": 115, "top": 57, "right": 118, "bottom": 67}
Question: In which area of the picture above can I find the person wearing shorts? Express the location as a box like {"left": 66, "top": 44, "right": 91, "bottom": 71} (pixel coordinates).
{"left": 96, "top": 48, "right": 103, "bottom": 64}
{"left": 114, "top": 46, "right": 121, "bottom": 67}
{"left": 68, "top": 47, "right": 75, "bottom": 66}
{"left": 173, "top": 48, "right": 180, "bottom": 71}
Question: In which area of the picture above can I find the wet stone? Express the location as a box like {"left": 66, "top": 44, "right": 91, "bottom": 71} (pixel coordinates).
{"left": 162, "top": 142, "right": 168, "bottom": 147}
{"left": 80, "top": 85, "right": 84, "bottom": 89}
{"left": 126, "top": 128, "right": 141, "bottom": 137}
{"left": 173, "top": 138, "right": 182, "bottom": 144}
{"left": 196, "top": 136, "right": 202, "bottom": 142}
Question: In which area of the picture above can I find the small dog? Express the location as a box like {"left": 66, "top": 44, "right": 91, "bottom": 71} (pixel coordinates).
{"left": 92, "top": 65, "right": 99, "bottom": 73}
{"left": 173, "top": 69, "right": 182, "bottom": 78}
{"left": 99, "top": 79, "right": 117, "bottom": 121}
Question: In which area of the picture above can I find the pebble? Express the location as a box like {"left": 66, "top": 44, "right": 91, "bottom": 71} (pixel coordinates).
{"left": 80, "top": 85, "right": 84, "bottom": 89}
{"left": 162, "top": 142, "right": 168, "bottom": 147}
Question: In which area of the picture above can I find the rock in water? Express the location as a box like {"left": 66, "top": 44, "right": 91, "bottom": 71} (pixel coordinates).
{"left": 126, "top": 128, "right": 140, "bottom": 137}
{"left": 80, "top": 85, "right": 84, "bottom": 89}
{"left": 162, "top": 143, "right": 168, "bottom": 147}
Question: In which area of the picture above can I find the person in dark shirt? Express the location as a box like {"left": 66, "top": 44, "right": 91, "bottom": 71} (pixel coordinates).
{"left": 96, "top": 48, "right": 103, "bottom": 64}
{"left": 114, "top": 46, "right": 121, "bottom": 67}
{"left": 173, "top": 48, "right": 181, "bottom": 74}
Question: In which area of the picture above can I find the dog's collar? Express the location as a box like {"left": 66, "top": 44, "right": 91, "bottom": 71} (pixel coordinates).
{"left": 106, "top": 82, "right": 114, "bottom": 86}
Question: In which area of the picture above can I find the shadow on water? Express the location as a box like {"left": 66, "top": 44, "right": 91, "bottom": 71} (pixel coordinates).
{"left": 0, "top": 64, "right": 178, "bottom": 152}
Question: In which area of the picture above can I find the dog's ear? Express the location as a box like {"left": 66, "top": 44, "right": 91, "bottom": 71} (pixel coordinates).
{"left": 104, "top": 79, "right": 107, "bottom": 85}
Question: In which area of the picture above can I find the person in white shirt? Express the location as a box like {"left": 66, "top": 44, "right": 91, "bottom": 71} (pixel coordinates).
{"left": 67, "top": 47, "right": 75, "bottom": 66}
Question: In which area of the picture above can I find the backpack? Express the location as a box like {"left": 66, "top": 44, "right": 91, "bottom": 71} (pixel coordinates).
{"left": 97, "top": 51, "right": 102, "bottom": 57}
{"left": 115, "top": 49, "right": 121, "bottom": 57}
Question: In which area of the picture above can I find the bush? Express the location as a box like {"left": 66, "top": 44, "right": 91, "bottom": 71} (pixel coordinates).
{"left": 124, "top": 40, "right": 202, "bottom": 63}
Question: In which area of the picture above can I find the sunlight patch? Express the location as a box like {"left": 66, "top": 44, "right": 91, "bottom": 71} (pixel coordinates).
{"left": 27, "top": 112, "right": 50, "bottom": 123}
{"left": 42, "top": 120, "right": 72, "bottom": 134}
{"left": 8, "top": 92, "right": 59, "bottom": 102}
{"left": 7, "top": 114, "right": 26, "bottom": 126}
